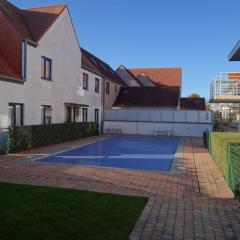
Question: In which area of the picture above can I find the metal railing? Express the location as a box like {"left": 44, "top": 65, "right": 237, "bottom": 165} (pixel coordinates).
{"left": 210, "top": 72, "right": 240, "bottom": 101}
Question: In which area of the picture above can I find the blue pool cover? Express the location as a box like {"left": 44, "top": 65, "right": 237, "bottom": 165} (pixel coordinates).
{"left": 36, "top": 136, "right": 179, "bottom": 172}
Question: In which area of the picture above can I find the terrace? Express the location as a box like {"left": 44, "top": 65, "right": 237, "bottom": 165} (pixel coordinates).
{"left": 210, "top": 72, "right": 240, "bottom": 103}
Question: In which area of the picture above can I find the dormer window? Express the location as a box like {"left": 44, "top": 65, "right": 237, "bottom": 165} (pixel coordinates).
{"left": 41, "top": 56, "right": 52, "bottom": 80}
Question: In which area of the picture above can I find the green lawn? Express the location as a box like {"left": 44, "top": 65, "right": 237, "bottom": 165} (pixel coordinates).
{"left": 0, "top": 182, "right": 147, "bottom": 240}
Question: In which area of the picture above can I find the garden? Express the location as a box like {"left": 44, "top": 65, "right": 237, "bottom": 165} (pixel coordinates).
{"left": 0, "top": 182, "right": 147, "bottom": 240}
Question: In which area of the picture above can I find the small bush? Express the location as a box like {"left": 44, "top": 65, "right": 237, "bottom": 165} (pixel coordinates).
{"left": 8, "top": 122, "right": 99, "bottom": 153}
{"left": 203, "top": 131, "right": 207, "bottom": 148}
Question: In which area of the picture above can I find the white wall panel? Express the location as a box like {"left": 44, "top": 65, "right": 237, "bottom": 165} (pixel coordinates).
{"left": 186, "top": 111, "right": 199, "bottom": 122}
{"left": 173, "top": 111, "right": 186, "bottom": 122}
{"left": 104, "top": 121, "right": 213, "bottom": 137}
{"left": 160, "top": 110, "right": 173, "bottom": 122}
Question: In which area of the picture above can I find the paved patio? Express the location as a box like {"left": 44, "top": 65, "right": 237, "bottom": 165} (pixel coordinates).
{"left": 0, "top": 135, "right": 240, "bottom": 240}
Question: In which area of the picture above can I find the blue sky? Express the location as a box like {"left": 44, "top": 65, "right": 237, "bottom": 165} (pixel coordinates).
{"left": 10, "top": 0, "right": 240, "bottom": 99}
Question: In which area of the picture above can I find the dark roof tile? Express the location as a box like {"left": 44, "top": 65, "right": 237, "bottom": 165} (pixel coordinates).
{"left": 114, "top": 87, "right": 179, "bottom": 108}
{"left": 180, "top": 98, "right": 206, "bottom": 110}
{"left": 0, "top": 0, "right": 66, "bottom": 79}
{"left": 81, "top": 48, "right": 125, "bottom": 85}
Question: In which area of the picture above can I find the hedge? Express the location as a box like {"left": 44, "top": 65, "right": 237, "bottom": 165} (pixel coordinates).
{"left": 8, "top": 122, "right": 99, "bottom": 153}
{"left": 203, "top": 131, "right": 240, "bottom": 194}
{"left": 211, "top": 132, "right": 240, "bottom": 179}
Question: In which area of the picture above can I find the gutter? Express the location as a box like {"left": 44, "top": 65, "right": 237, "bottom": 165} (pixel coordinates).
{"left": 0, "top": 75, "right": 25, "bottom": 84}
{"left": 24, "top": 38, "right": 38, "bottom": 48}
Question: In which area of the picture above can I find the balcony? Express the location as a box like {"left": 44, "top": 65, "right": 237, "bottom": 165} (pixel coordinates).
{"left": 210, "top": 72, "right": 240, "bottom": 103}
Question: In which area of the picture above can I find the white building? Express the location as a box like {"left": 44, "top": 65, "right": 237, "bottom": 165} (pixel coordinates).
{"left": 0, "top": 1, "right": 125, "bottom": 130}
{"left": 0, "top": 1, "right": 212, "bottom": 141}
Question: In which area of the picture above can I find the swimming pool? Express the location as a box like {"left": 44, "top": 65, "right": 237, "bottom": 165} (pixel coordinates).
{"left": 36, "top": 136, "right": 179, "bottom": 172}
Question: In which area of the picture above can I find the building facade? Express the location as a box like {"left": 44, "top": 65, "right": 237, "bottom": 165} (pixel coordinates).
{"left": 0, "top": 2, "right": 105, "bottom": 129}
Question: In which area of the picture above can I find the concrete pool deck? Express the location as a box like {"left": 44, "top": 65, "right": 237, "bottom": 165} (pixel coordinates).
{"left": 0, "top": 135, "right": 240, "bottom": 240}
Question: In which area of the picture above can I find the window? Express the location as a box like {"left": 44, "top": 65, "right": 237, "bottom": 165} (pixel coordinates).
{"left": 95, "top": 109, "right": 99, "bottom": 123}
{"left": 115, "top": 85, "right": 118, "bottom": 93}
{"left": 106, "top": 82, "right": 110, "bottom": 95}
{"left": 66, "top": 107, "right": 72, "bottom": 123}
{"left": 41, "top": 56, "right": 52, "bottom": 80}
{"left": 95, "top": 78, "right": 100, "bottom": 93}
{"left": 73, "top": 107, "right": 79, "bottom": 122}
{"left": 82, "top": 108, "right": 88, "bottom": 122}
{"left": 41, "top": 105, "right": 52, "bottom": 125}
{"left": 66, "top": 106, "right": 79, "bottom": 123}
{"left": 8, "top": 103, "right": 24, "bottom": 126}
{"left": 83, "top": 73, "right": 88, "bottom": 90}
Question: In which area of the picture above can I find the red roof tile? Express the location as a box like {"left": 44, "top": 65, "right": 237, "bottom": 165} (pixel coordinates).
{"left": 0, "top": 1, "right": 66, "bottom": 80}
{"left": 180, "top": 98, "right": 206, "bottom": 110}
{"left": 21, "top": 5, "right": 66, "bottom": 42}
{"left": 0, "top": 54, "right": 19, "bottom": 79}
{"left": 128, "top": 68, "right": 182, "bottom": 91}
{"left": 27, "top": 5, "right": 66, "bottom": 15}
{"left": 114, "top": 87, "right": 179, "bottom": 108}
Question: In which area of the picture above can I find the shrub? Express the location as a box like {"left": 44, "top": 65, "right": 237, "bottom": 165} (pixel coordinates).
{"left": 228, "top": 144, "right": 240, "bottom": 194}
{"left": 202, "top": 131, "right": 211, "bottom": 153}
{"left": 8, "top": 122, "right": 99, "bottom": 153}
{"left": 207, "top": 132, "right": 240, "bottom": 194}
{"left": 203, "top": 131, "right": 208, "bottom": 148}
{"left": 210, "top": 132, "right": 240, "bottom": 179}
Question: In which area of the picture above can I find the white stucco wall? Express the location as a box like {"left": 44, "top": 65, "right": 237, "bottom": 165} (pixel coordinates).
{"left": 0, "top": 8, "right": 103, "bottom": 128}
{"left": 104, "top": 79, "right": 122, "bottom": 109}
{"left": 103, "top": 109, "right": 213, "bottom": 137}
{"left": 104, "top": 121, "right": 212, "bottom": 137}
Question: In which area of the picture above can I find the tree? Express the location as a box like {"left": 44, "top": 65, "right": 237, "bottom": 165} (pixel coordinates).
{"left": 188, "top": 93, "right": 200, "bottom": 98}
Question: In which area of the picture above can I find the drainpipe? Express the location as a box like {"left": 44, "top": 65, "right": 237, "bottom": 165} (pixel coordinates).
{"left": 101, "top": 77, "right": 105, "bottom": 133}
{"left": 177, "top": 77, "right": 182, "bottom": 110}
{"left": 21, "top": 39, "right": 27, "bottom": 81}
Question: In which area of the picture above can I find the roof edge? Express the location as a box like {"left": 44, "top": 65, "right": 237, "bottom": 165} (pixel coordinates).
{"left": 229, "top": 40, "right": 240, "bottom": 61}
{"left": 32, "top": 4, "right": 67, "bottom": 42}
{"left": 136, "top": 72, "right": 156, "bottom": 86}
{"left": 25, "top": 4, "right": 67, "bottom": 11}
{"left": 0, "top": 74, "right": 24, "bottom": 83}
{"left": 117, "top": 65, "right": 144, "bottom": 86}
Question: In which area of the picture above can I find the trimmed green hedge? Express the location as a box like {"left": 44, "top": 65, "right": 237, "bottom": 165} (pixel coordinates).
{"left": 211, "top": 132, "right": 240, "bottom": 178}
{"left": 204, "top": 131, "right": 240, "bottom": 194}
{"left": 8, "top": 122, "right": 99, "bottom": 153}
